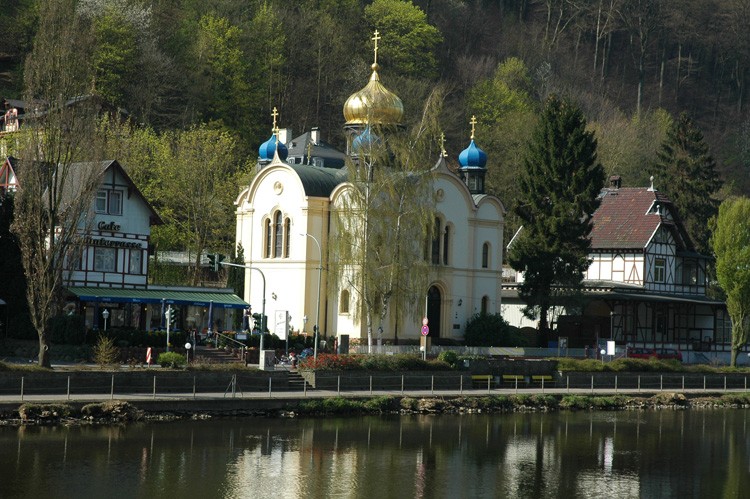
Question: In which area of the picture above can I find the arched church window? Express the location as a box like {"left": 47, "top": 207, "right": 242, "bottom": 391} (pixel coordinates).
{"left": 482, "top": 242, "right": 490, "bottom": 268}
{"left": 274, "top": 211, "right": 283, "bottom": 258}
{"left": 481, "top": 295, "right": 489, "bottom": 315}
{"left": 339, "top": 289, "right": 350, "bottom": 314}
{"left": 442, "top": 225, "right": 450, "bottom": 265}
{"left": 264, "top": 219, "right": 272, "bottom": 258}
{"left": 284, "top": 218, "right": 291, "bottom": 258}
{"left": 431, "top": 218, "right": 441, "bottom": 265}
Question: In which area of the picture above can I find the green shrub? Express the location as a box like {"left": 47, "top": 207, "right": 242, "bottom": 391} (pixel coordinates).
{"left": 363, "top": 396, "right": 398, "bottom": 412}
{"left": 464, "top": 313, "right": 529, "bottom": 347}
{"left": 437, "top": 350, "right": 459, "bottom": 368}
{"left": 158, "top": 351, "right": 187, "bottom": 368}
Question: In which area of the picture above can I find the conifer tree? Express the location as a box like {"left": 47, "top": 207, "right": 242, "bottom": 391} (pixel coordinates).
{"left": 654, "top": 112, "right": 721, "bottom": 256}
{"left": 508, "top": 95, "right": 605, "bottom": 338}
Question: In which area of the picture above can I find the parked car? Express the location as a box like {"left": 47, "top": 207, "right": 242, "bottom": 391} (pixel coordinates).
{"left": 654, "top": 348, "right": 682, "bottom": 361}
{"left": 627, "top": 347, "right": 657, "bottom": 359}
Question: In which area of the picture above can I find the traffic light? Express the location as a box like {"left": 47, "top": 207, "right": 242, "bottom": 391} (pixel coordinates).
{"left": 165, "top": 306, "right": 176, "bottom": 327}
{"left": 206, "top": 253, "right": 225, "bottom": 271}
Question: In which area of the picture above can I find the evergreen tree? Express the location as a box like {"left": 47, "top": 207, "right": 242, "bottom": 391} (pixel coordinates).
{"left": 508, "top": 95, "right": 605, "bottom": 338}
{"left": 655, "top": 112, "right": 722, "bottom": 256}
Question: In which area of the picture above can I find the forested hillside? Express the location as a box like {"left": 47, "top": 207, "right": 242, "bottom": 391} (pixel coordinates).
{"left": 2, "top": 0, "right": 748, "bottom": 241}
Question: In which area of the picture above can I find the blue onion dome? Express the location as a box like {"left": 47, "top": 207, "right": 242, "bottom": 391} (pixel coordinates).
{"left": 258, "top": 133, "right": 288, "bottom": 161}
{"left": 352, "top": 126, "right": 382, "bottom": 154}
{"left": 458, "top": 139, "right": 487, "bottom": 168}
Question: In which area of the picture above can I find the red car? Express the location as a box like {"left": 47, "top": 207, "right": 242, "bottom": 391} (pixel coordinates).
{"left": 655, "top": 348, "right": 682, "bottom": 361}
{"left": 627, "top": 347, "right": 657, "bottom": 359}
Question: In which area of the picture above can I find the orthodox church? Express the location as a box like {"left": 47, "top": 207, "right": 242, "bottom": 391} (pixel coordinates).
{"left": 234, "top": 33, "right": 505, "bottom": 347}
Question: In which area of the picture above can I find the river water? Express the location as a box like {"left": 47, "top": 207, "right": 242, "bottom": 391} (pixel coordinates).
{"left": 1, "top": 409, "right": 748, "bottom": 499}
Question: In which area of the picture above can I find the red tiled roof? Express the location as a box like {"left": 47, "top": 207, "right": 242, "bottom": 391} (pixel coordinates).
{"left": 590, "top": 187, "right": 675, "bottom": 250}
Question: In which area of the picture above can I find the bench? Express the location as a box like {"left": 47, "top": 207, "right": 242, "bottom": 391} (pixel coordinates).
{"left": 502, "top": 374, "right": 525, "bottom": 386}
{"left": 531, "top": 375, "right": 555, "bottom": 386}
{"left": 471, "top": 375, "right": 494, "bottom": 388}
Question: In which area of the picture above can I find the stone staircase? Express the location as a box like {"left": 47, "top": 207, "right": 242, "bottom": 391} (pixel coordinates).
{"left": 193, "top": 345, "right": 243, "bottom": 364}
{"left": 288, "top": 370, "right": 310, "bottom": 390}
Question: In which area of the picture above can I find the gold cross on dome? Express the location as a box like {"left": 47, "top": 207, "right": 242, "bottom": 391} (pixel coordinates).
{"left": 470, "top": 115, "right": 477, "bottom": 140}
{"left": 372, "top": 30, "right": 381, "bottom": 64}
{"left": 271, "top": 107, "right": 279, "bottom": 129}
{"left": 440, "top": 133, "right": 447, "bottom": 157}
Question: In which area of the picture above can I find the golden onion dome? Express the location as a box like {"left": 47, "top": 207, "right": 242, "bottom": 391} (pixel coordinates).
{"left": 343, "top": 62, "right": 404, "bottom": 126}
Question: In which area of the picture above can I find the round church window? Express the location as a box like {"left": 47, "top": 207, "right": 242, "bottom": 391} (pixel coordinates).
{"left": 273, "top": 181, "right": 284, "bottom": 195}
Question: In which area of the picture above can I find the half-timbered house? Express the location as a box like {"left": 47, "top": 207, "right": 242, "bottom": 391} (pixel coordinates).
{"left": 503, "top": 177, "right": 729, "bottom": 354}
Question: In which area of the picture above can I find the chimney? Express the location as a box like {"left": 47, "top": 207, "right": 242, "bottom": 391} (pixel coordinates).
{"left": 609, "top": 175, "right": 621, "bottom": 189}
{"left": 278, "top": 128, "right": 292, "bottom": 145}
{"left": 311, "top": 127, "right": 320, "bottom": 145}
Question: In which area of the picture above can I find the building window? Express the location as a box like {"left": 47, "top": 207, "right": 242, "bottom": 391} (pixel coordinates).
{"left": 94, "top": 247, "right": 116, "bottom": 272}
{"left": 339, "top": 290, "right": 350, "bottom": 314}
{"left": 284, "top": 218, "right": 291, "bottom": 257}
{"left": 274, "top": 211, "right": 283, "bottom": 257}
{"left": 442, "top": 225, "right": 450, "bottom": 265}
{"left": 654, "top": 258, "right": 666, "bottom": 283}
{"left": 680, "top": 261, "right": 698, "bottom": 285}
{"left": 431, "top": 218, "right": 441, "bottom": 265}
{"left": 264, "top": 219, "right": 272, "bottom": 258}
{"left": 95, "top": 190, "right": 122, "bottom": 215}
{"left": 129, "top": 249, "right": 142, "bottom": 274}
{"left": 481, "top": 242, "right": 490, "bottom": 269}
{"left": 481, "top": 296, "right": 489, "bottom": 315}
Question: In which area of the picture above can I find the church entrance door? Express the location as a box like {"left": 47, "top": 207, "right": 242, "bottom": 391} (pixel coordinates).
{"left": 426, "top": 286, "right": 441, "bottom": 339}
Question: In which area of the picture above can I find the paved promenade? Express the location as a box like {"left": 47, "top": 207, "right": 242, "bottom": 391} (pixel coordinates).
{"left": 1, "top": 384, "right": 746, "bottom": 406}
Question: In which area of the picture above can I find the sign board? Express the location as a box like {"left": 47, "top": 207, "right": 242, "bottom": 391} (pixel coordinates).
{"left": 606, "top": 340, "right": 616, "bottom": 356}
{"left": 274, "top": 310, "right": 289, "bottom": 340}
{"left": 421, "top": 325, "right": 429, "bottom": 336}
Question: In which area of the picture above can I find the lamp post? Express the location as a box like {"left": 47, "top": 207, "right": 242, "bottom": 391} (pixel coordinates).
{"left": 185, "top": 342, "right": 192, "bottom": 364}
{"left": 214, "top": 260, "right": 267, "bottom": 365}
{"left": 102, "top": 309, "right": 110, "bottom": 332}
{"left": 301, "top": 233, "right": 322, "bottom": 361}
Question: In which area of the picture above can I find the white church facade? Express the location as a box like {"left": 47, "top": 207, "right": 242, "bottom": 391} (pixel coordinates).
{"left": 235, "top": 35, "right": 504, "bottom": 347}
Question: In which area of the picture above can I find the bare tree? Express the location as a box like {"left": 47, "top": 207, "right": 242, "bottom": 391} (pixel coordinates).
{"left": 11, "top": 0, "right": 103, "bottom": 367}
{"left": 329, "top": 86, "right": 445, "bottom": 348}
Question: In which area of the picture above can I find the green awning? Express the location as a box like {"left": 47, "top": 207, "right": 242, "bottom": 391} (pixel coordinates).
{"left": 66, "top": 287, "right": 249, "bottom": 309}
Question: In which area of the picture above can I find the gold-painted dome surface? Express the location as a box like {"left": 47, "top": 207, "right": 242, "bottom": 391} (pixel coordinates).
{"left": 343, "top": 69, "right": 404, "bottom": 125}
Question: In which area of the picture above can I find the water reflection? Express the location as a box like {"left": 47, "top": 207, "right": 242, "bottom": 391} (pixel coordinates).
{"left": 1, "top": 410, "right": 748, "bottom": 498}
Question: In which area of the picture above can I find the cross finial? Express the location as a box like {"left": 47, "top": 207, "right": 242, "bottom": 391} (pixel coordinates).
{"left": 372, "top": 30, "right": 381, "bottom": 65}
{"left": 440, "top": 133, "right": 447, "bottom": 157}
{"left": 273, "top": 125, "right": 280, "bottom": 152}
{"left": 271, "top": 107, "right": 279, "bottom": 130}
{"left": 470, "top": 115, "right": 477, "bottom": 140}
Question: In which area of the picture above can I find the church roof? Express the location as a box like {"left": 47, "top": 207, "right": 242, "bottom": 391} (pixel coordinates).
{"left": 589, "top": 187, "right": 688, "bottom": 251}
{"left": 289, "top": 163, "right": 347, "bottom": 197}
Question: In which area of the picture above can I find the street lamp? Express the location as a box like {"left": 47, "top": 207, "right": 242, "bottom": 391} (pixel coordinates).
{"left": 102, "top": 309, "right": 110, "bottom": 332}
{"left": 301, "top": 233, "right": 322, "bottom": 361}
{"left": 185, "top": 342, "right": 192, "bottom": 364}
